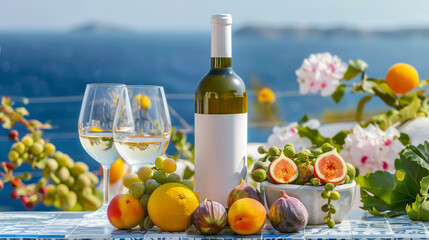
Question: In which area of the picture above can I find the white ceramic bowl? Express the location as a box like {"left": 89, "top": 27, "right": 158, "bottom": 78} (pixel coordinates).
{"left": 262, "top": 181, "right": 356, "bottom": 225}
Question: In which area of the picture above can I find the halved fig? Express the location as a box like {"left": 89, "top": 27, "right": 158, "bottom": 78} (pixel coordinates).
{"left": 314, "top": 149, "right": 347, "bottom": 186}
{"left": 268, "top": 153, "right": 298, "bottom": 184}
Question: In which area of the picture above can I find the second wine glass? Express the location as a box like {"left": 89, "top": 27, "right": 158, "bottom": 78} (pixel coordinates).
{"left": 113, "top": 86, "right": 171, "bottom": 169}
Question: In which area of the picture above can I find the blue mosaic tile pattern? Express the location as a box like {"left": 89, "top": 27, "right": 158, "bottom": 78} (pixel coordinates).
{"left": 0, "top": 211, "right": 427, "bottom": 239}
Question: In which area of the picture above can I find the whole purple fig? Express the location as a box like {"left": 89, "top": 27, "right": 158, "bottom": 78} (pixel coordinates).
{"left": 227, "top": 178, "right": 264, "bottom": 208}
{"left": 192, "top": 199, "right": 227, "bottom": 234}
{"left": 269, "top": 191, "right": 308, "bottom": 233}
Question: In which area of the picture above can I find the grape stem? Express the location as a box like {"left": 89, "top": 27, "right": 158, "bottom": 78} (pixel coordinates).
{"left": 0, "top": 106, "right": 35, "bottom": 133}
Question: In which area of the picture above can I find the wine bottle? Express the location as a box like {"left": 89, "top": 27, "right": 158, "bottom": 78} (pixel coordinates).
{"left": 195, "top": 14, "right": 247, "bottom": 207}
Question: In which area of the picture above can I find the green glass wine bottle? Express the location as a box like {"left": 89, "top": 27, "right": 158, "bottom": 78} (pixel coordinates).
{"left": 195, "top": 14, "right": 247, "bottom": 207}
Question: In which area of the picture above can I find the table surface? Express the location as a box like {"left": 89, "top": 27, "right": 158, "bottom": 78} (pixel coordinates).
{"left": 0, "top": 210, "right": 428, "bottom": 240}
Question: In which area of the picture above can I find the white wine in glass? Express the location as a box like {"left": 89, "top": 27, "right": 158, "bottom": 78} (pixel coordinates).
{"left": 113, "top": 85, "right": 171, "bottom": 169}
{"left": 78, "top": 83, "right": 125, "bottom": 218}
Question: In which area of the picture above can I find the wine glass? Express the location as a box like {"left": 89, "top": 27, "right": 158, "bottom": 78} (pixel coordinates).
{"left": 78, "top": 83, "right": 125, "bottom": 218}
{"left": 113, "top": 85, "right": 171, "bottom": 169}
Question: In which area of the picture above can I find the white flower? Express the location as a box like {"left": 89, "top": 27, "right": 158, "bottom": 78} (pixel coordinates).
{"left": 296, "top": 52, "right": 348, "bottom": 97}
{"left": 339, "top": 124, "right": 404, "bottom": 175}
{"left": 267, "top": 120, "right": 320, "bottom": 152}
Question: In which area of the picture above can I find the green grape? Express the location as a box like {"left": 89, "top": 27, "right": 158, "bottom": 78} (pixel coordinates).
{"left": 83, "top": 195, "right": 101, "bottom": 210}
{"left": 344, "top": 175, "right": 351, "bottom": 184}
{"left": 37, "top": 177, "right": 47, "bottom": 188}
{"left": 44, "top": 195, "right": 54, "bottom": 206}
{"left": 65, "top": 176, "right": 75, "bottom": 187}
{"left": 297, "top": 152, "right": 307, "bottom": 162}
{"left": 47, "top": 184, "right": 56, "bottom": 196}
{"left": 77, "top": 174, "right": 91, "bottom": 188}
{"left": 181, "top": 179, "right": 194, "bottom": 191}
{"left": 87, "top": 172, "right": 99, "bottom": 185}
{"left": 54, "top": 152, "right": 74, "bottom": 168}
{"left": 21, "top": 152, "right": 29, "bottom": 161}
{"left": 65, "top": 191, "right": 77, "bottom": 208}
{"left": 329, "top": 207, "right": 337, "bottom": 214}
{"left": 268, "top": 146, "right": 280, "bottom": 156}
{"left": 155, "top": 156, "right": 165, "bottom": 170}
{"left": 56, "top": 167, "right": 70, "bottom": 182}
{"left": 80, "top": 187, "right": 93, "bottom": 197}
{"left": 8, "top": 151, "right": 19, "bottom": 161}
{"left": 16, "top": 142, "right": 26, "bottom": 154}
{"left": 321, "top": 190, "right": 330, "bottom": 199}
{"left": 152, "top": 170, "right": 167, "bottom": 184}
{"left": 31, "top": 130, "right": 42, "bottom": 140}
{"left": 140, "top": 194, "right": 151, "bottom": 210}
{"left": 321, "top": 204, "right": 329, "bottom": 212}
{"left": 22, "top": 135, "right": 34, "bottom": 147}
{"left": 145, "top": 179, "right": 161, "bottom": 194}
{"left": 327, "top": 218, "right": 335, "bottom": 228}
{"left": 71, "top": 162, "right": 89, "bottom": 176}
{"left": 143, "top": 216, "right": 154, "bottom": 229}
{"left": 57, "top": 184, "right": 69, "bottom": 196}
{"left": 267, "top": 156, "right": 277, "bottom": 162}
{"left": 162, "top": 158, "right": 177, "bottom": 174}
{"left": 283, "top": 146, "right": 296, "bottom": 158}
{"left": 43, "top": 143, "right": 56, "bottom": 156}
{"left": 325, "top": 183, "right": 334, "bottom": 191}
{"left": 14, "top": 158, "right": 23, "bottom": 167}
{"left": 321, "top": 143, "right": 335, "bottom": 153}
{"left": 166, "top": 173, "right": 181, "bottom": 183}
{"left": 311, "top": 178, "right": 321, "bottom": 186}
{"left": 313, "top": 150, "right": 323, "bottom": 156}
{"left": 251, "top": 169, "right": 266, "bottom": 182}
{"left": 252, "top": 161, "right": 266, "bottom": 172}
{"left": 324, "top": 217, "right": 329, "bottom": 222}
{"left": 137, "top": 166, "right": 153, "bottom": 182}
{"left": 123, "top": 173, "right": 141, "bottom": 188}
{"left": 129, "top": 182, "right": 145, "bottom": 198}
{"left": 330, "top": 191, "right": 340, "bottom": 201}
{"left": 36, "top": 138, "right": 45, "bottom": 146}
{"left": 46, "top": 158, "right": 59, "bottom": 171}
{"left": 31, "top": 142, "right": 44, "bottom": 155}
{"left": 257, "top": 146, "right": 267, "bottom": 154}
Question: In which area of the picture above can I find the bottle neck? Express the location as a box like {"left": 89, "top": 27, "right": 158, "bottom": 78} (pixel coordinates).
{"left": 211, "top": 57, "right": 231, "bottom": 69}
{"left": 211, "top": 21, "right": 231, "bottom": 60}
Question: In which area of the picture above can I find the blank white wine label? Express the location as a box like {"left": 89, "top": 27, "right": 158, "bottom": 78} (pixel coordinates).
{"left": 194, "top": 113, "right": 247, "bottom": 207}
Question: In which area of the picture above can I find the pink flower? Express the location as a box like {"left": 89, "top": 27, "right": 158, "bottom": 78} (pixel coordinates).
{"left": 267, "top": 120, "right": 320, "bottom": 152}
{"left": 296, "top": 52, "right": 347, "bottom": 97}
{"left": 339, "top": 124, "right": 404, "bottom": 175}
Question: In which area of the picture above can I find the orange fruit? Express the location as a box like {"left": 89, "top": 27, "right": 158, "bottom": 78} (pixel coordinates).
{"left": 257, "top": 87, "right": 276, "bottom": 104}
{"left": 385, "top": 63, "right": 419, "bottom": 94}
{"left": 148, "top": 183, "right": 199, "bottom": 232}
{"left": 101, "top": 158, "right": 125, "bottom": 183}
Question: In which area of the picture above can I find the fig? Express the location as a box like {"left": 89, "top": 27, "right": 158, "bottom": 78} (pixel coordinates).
{"left": 268, "top": 153, "right": 298, "bottom": 184}
{"left": 314, "top": 149, "right": 347, "bottom": 186}
{"left": 294, "top": 163, "right": 314, "bottom": 185}
{"left": 227, "top": 178, "right": 264, "bottom": 208}
{"left": 192, "top": 199, "right": 227, "bottom": 234}
{"left": 269, "top": 191, "right": 308, "bottom": 233}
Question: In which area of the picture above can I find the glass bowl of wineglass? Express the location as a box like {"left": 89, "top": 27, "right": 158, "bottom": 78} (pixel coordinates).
{"left": 78, "top": 83, "right": 125, "bottom": 218}
{"left": 113, "top": 85, "right": 171, "bottom": 170}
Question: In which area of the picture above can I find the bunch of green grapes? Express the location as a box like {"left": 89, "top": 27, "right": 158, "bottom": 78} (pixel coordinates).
{"left": 321, "top": 183, "right": 340, "bottom": 228}
{"left": 7, "top": 130, "right": 101, "bottom": 210}
{"left": 122, "top": 156, "right": 194, "bottom": 230}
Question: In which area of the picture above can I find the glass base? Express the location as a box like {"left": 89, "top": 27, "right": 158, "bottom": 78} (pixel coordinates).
{"left": 84, "top": 204, "right": 108, "bottom": 219}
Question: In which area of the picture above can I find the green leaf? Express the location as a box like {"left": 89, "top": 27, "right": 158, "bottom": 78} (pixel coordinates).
{"left": 331, "top": 84, "right": 347, "bottom": 103}
{"left": 398, "top": 133, "right": 411, "bottom": 146}
{"left": 331, "top": 130, "right": 349, "bottom": 150}
{"left": 296, "top": 126, "right": 329, "bottom": 147}
{"left": 418, "top": 78, "right": 429, "bottom": 88}
{"left": 183, "top": 166, "right": 194, "bottom": 180}
{"left": 372, "top": 83, "right": 398, "bottom": 108}
{"left": 356, "top": 96, "right": 372, "bottom": 125}
{"left": 298, "top": 115, "right": 309, "bottom": 126}
{"left": 406, "top": 176, "right": 429, "bottom": 221}
{"left": 343, "top": 59, "right": 368, "bottom": 80}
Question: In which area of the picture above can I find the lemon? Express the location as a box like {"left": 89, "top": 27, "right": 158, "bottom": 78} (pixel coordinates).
{"left": 385, "top": 63, "right": 419, "bottom": 95}
{"left": 148, "top": 183, "right": 199, "bottom": 232}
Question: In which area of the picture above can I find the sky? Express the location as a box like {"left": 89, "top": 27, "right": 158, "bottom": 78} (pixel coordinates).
{"left": 1, "top": 0, "right": 429, "bottom": 32}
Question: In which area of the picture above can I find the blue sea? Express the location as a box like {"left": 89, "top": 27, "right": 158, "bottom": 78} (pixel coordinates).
{"left": 1, "top": 32, "right": 429, "bottom": 210}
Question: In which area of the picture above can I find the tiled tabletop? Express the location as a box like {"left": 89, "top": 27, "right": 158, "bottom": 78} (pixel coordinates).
{"left": 0, "top": 210, "right": 428, "bottom": 240}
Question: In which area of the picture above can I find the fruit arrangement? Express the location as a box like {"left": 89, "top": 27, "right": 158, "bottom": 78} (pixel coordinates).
{"left": 108, "top": 156, "right": 197, "bottom": 231}
{"left": 251, "top": 142, "right": 356, "bottom": 227}
{"left": 0, "top": 97, "right": 101, "bottom": 210}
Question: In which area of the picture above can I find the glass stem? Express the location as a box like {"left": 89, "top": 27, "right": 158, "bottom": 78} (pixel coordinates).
{"left": 102, "top": 165, "right": 110, "bottom": 206}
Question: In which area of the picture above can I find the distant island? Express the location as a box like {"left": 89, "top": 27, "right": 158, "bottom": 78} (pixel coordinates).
{"left": 235, "top": 26, "right": 429, "bottom": 39}
{"left": 71, "top": 23, "right": 132, "bottom": 33}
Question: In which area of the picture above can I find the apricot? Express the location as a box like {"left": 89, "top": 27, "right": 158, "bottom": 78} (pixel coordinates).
{"left": 228, "top": 198, "right": 266, "bottom": 235}
{"left": 107, "top": 193, "right": 145, "bottom": 229}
